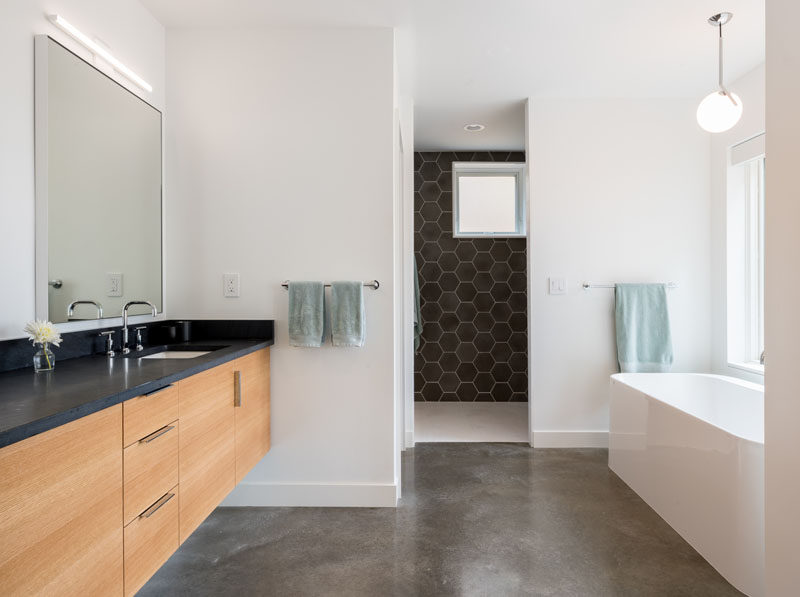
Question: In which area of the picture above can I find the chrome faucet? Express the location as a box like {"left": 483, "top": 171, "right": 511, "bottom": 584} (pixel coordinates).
{"left": 121, "top": 301, "right": 157, "bottom": 354}
{"left": 67, "top": 300, "right": 103, "bottom": 319}
{"left": 99, "top": 330, "right": 116, "bottom": 357}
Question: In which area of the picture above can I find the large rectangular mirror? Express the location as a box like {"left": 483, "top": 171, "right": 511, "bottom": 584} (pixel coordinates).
{"left": 35, "top": 36, "right": 162, "bottom": 324}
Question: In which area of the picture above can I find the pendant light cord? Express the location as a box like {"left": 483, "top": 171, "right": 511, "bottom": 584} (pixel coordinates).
{"left": 718, "top": 21, "right": 738, "bottom": 106}
{"left": 718, "top": 24, "right": 723, "bottom": 89}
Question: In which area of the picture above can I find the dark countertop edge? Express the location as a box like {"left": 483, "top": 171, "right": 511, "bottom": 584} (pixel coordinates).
{"left": 0, "top": 338, "right": 273, "bottom": 449}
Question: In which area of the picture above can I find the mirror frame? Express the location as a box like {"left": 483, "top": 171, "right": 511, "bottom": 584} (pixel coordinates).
{"left": 33, "top": 35, "right": 166, "bottom": 331}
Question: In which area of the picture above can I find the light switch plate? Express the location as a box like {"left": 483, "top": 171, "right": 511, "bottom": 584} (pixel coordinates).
{"left": 548, "top": 276, "right": 567, "bottom": 295}
{"left": 223, "top": 273, "right": 240, "bottom": 298}
{"left": 107, "top": 273, "right": 123, "bottom": 297}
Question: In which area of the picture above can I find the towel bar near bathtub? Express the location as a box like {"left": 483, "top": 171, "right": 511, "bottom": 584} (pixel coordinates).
{"left": 582, "top": 281, "right": 678, "bottom": 290}
{"left": 281, "top": 280, "right": 380, "bottom": 290}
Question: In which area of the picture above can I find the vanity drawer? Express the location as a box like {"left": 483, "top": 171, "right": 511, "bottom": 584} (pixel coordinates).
{"left": 123, "top": 421, "right": 179, "bottom": 525}
{"left": 123, "top": 384, "right": 179, "bottom": 447}
{"left": 124, "top": 486, "right": 179, "bottom": 597}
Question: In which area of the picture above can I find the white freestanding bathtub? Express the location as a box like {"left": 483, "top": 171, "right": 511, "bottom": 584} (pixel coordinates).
{"left": 609, "top": 373, "right": 764, "bottom": 597}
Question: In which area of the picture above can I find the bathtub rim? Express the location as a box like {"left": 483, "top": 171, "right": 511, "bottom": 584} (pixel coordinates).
{"left": 610, "top": 372, "right": 764, "bottom": 445}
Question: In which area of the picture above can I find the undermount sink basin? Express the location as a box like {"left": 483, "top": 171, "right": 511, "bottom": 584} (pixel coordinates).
{"left": 141, "top": 350, "right": 211, "bottom": 359}
{"left": 128, "top": 344, "right": 229, "bottom": 359}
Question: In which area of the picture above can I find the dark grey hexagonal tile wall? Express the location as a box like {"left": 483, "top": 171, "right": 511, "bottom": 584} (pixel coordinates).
{"left": 415, "top": 151, "right": 528, "bottom": 402}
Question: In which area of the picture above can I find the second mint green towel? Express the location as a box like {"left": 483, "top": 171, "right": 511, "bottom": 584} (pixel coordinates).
{"left": 288, "top": 281, "right": 325, "bottom": 347}
{"left": 615, "top": 283, "right": 673, "bottom": 373}
{"left": 330, "top": 281, "right": 365, "bottom": 347}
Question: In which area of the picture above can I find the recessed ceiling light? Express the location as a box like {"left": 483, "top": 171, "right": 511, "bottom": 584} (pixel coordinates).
{"left": 464, "top": 123, "right": 485, "bottom": 132}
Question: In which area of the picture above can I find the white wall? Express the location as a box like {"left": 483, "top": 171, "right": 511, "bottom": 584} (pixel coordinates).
{"left": 710, "top": 64, "right": 766, "bottom": 384}
{"left": 166, "top": 28, "right": 398, "bottom": 507}
{"left": 400, "top": 95, "right": 415, "bottom": 450}
{"left": 765, "top": 0, "right": 800, "bottom": 591}
{"left": 529, "top": 99, "right": 712, "bottom": 446}
{"left": 0, "top": 0, "right": 165, "bottom": 339}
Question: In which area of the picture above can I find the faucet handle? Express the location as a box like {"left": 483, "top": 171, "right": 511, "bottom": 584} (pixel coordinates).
{"left": 99, "top": 331, "right": 115, "bottom": 357}
{"left": 134, "top": 326, "right": 146, "bottom": 351}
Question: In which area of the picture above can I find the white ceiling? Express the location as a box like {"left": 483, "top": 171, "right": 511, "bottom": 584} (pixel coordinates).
{"left": 139, "top": 0, "right": 765, "bottom": 150}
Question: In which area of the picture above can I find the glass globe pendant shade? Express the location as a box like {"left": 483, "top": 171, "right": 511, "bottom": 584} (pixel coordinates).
{"left": 696, "top": 90, "right": 743, "bottom": 133}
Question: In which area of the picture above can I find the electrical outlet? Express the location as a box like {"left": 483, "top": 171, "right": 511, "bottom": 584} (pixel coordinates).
{"left": 107, "top": 273, "right": 123, "bottom": 297}
{"left": 223, "top": 273, "right": 240, "bottom": 298}
{"left": 548, "top": 276, "right": 567, "bottom": 295}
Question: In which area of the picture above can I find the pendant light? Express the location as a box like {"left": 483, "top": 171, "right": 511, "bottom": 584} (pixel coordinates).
{"left": 696, "top": 12, "right": 742, "bottom": 133}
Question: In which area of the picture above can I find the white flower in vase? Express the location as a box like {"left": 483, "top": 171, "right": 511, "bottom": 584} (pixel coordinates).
{"left": 24, "top": 319, "right": 62, "bottom": 372}
{"left": 24, "top": 319, "right": 62, "bottom": 347}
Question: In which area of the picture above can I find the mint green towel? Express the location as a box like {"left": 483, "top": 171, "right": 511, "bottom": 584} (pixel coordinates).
{"left": 288, "top": 281, "right": 325, "bottom": 347}
{"left": 615, "top": 284, "right": 673, "bottom": 373}
{"left": 330, "top": 281, "right": 365, "bottom": 347}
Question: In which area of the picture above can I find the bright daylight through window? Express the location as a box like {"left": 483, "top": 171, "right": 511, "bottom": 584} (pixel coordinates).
{"left": 727, "top": 133, "right": 765, "bottom": 371}
{"left": 452, "top": 162, "right": 525, "bottom": 238}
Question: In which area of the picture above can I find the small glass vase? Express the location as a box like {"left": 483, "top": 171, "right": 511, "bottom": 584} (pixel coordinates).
{"left": 33, "top": 343, "right": 55, "bottom": 372}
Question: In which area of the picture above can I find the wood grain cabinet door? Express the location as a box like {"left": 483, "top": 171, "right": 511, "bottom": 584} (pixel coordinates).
{"left": 123, "top": 485, "right": 179, "bottom": 597}
{"left": 123, "top": 420, "right": 179, "bottom": 525}
{"left": 122, "top": 384, "right": 179, "bottom": 447}
{"left": 233, "top": 347, "right": 271, "bottom": 483}
{"left": 177, "top": 363, "right": 235, "bottom": 543}
{"left": 0, "top": 405, "right": 123, "bottom": 596}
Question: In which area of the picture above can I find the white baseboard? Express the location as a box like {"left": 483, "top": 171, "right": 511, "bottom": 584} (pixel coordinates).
{"left": 404, "top": 430, "right": 415, "bottom": 448}
{"left": 532, "top": 431, "right": 608, "bottom": 448}
{"left": 221, "top": 482, "right": 398, "bottom": 508}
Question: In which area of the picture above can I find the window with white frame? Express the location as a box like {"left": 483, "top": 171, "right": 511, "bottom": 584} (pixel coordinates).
{"left": 727, "top": 134, "right": 765, "bottom": 370}
{"left": 452, "top": 162, "right": 526, "bottom": 237}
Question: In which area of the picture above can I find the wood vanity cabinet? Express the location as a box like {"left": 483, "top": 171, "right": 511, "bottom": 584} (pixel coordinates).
{"left": 178, "top": 361, "right": 236, "bottom": 542}
{"left": 0, "top": 346, "right": 271, "bottom": 596}
{"left": 177, "top": 347, "right": 272, "bottom": 541}
{"left": 233, "top": 348, "right": 271, "bottom": 483}
{"left": 0, "top": 405, "right": 124, "bottom": 596}
{"left": 123, "top": 383, "right": 179, "bottom": 448}
{"left": 123, "top": 484, "right": 179, "bottom": 597}
{"left": 123, "top": 386, "right": 180, "bottom": 527}
{"left": 122, "top": 383, "right": 182, "bottom": 596}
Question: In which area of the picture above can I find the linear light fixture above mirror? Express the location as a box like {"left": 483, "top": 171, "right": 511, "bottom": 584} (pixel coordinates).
{"left": 47, "top": 14, "right": 152, "bottom": 93}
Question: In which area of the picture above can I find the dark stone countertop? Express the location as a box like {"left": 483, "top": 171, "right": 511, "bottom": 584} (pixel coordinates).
{"left": 0, "top": 338, "right": 273, "bottom": 449}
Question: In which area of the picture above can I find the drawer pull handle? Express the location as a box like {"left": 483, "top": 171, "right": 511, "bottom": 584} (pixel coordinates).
{"left": 139, "top": 492, "right": 175, "bottom": 519}
{"left": 139, "top": 424, "right": 175, "bottom": 444}
{"left": 234, "top": 370, "right": 242, "bottom": 407}
{"left": 143, "top": 383, "right": 173, "bottom": 397}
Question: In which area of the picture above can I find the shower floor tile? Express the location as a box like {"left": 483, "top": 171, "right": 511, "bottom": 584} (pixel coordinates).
{"left": 414, "top": 401, "right": 528, "bottom": 442}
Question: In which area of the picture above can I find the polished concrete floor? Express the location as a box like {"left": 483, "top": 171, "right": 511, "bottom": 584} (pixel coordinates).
{"left": 140, "top": 445, "right": 742, "bottom": 596}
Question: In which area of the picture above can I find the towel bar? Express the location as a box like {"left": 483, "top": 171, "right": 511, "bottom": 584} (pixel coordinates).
{"left": 582, "top": 282, "right": 678, "bottom": 290}
{"left": 281, "top": 280, "right": 380, "bottom": 290}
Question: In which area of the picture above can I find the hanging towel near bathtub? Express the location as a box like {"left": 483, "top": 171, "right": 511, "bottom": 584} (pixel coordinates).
{"left": 615, "top": 283, "right": 673, "bottom": 373}
{"left": 288, "top": 281, "right": 326, "bottom": 347}
{"left": 330, "top": 281, "right": 366, "bottom": 347}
